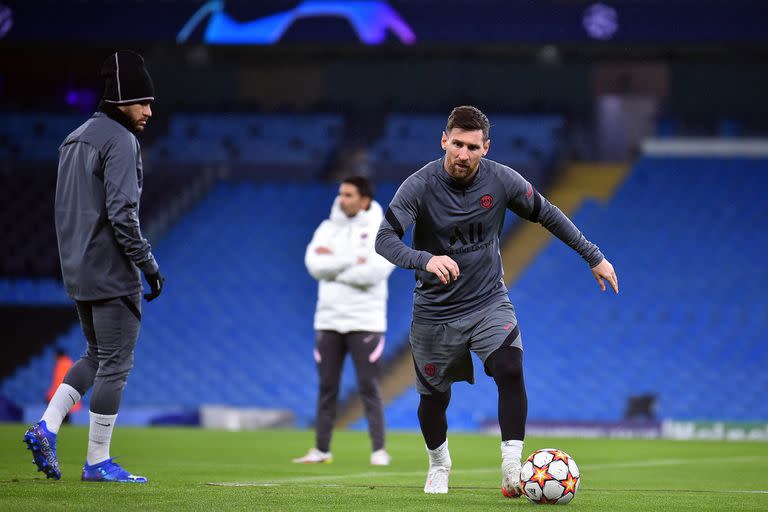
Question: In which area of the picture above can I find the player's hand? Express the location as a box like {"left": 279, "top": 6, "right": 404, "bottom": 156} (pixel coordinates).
{"left": 591, "top": 258, "right": 618, "bottom": 294}
{"left": 143, "top": 270, "right": 165, "bottom": 302}
{"left": 426, "top": 255, "right": 460, "bottom": 285}
{"left": 315, "top": 246, "right": 332, "bottom": 255}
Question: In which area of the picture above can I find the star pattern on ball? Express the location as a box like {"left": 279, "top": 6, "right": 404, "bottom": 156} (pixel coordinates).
{"left": 561, "top": 473, "right": 578, "bottom": 495}
{"left": 531, "top": 465, "right": 554, "bottom": 487}
{"left": 550, "top": 449, "right": 569, "bottom": 463}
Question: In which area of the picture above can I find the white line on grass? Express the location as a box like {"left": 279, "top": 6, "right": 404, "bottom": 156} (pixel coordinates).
{"left": 583, "top": 454, "right": 767, "bottom": 470}
{"left": 207, "top": 455, "right": 768, "bottom": 488}
{"left": 209, "top": 469, "right": 426, "bottom": 485}
{"left": 206, "top": 481, "right": 768, "bottom": 495}
{"left": 207, "top": 481, "right": 768, "bottom": 495}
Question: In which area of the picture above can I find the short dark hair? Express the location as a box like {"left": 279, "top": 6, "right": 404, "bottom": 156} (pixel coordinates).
{"left": 445, "top": 105, "right": 490, "bottom": 141}
{"left": 342, "top": 176, "right": 374, "bottom": 199}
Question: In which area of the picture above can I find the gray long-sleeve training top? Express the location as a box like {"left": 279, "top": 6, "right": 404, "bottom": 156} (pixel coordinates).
{"left": 55, "top": 111, "right": 158, "bottom": 301}
{"left": 375, "top": 157, "right": 603, "bottom": 323}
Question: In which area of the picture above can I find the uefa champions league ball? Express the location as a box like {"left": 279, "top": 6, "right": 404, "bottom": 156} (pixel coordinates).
{"left": 520, "top": 448, "right": 580, "bottom": 504}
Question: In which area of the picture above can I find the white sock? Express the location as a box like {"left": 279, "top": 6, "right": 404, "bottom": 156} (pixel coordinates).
{"left": 41, "top": 383, "right": 81, "bottom": 434}
{"left": 501, "top": 439, "right": 524, "bottom": 465}
{"left": 87, "top": 412, "right": 118, "bottom": 465}
{"left": 427, "top": 440, "right": 451, "bottom": 467}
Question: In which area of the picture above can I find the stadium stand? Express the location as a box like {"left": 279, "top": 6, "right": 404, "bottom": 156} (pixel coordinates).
{"left": 368, "top": 113, "right": 564, "bottom": 184}
{"left": 655, "top": 117, "right": 768, "bottom": 139}
{"left": 0, "top": 113, "right": 86, "bottom": 163}
{"left": 0, "top": 167, "right": 208, "bottom": 281}
{"left": 147, "top": 113, "right": 344, "bottom": 181}
{"left": 7, "top": 146, "right": 765, "bottom": 427}
{"left": 0, "top": 114, "right": 576, "bottom": 425}
{"left": 376, "top": 155, "right": 768, "bottom": 430}
{"left": 0, "top": 170, "right": 59, "bottom": 278}
{"left": 0, "top": 171, "right": 530, "bottom": 425}
{"left": 0, "top": 182, "right": 405, "bottom": 424}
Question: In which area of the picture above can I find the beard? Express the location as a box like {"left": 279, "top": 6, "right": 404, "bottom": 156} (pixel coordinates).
{"left": 448, "top": 160, "right": 476, "bottom": 181}
{"left": 133, "top": 119, "right": 148, "bottom": 132}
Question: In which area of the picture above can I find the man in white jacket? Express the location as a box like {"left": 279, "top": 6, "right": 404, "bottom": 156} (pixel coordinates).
{"left": 295, "top": 176, "right": 395, "bottom": 466}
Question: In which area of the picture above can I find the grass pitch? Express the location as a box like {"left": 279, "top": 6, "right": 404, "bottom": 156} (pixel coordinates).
{"left": 1, "top": 424, "right": 767, "bottom": 511}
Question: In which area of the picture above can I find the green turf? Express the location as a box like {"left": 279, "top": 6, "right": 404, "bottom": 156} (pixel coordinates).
{"left": 1, "top": 424, "right": 767, "bottom": 511}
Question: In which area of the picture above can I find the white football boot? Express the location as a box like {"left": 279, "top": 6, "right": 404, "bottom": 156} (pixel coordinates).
{"left": 292, "top": 447, "right": 332, "bottom": 464}
{"left": 424, "top": 441, "right": 452, "bottom": 494}
{"left": 370, "top": 449, "right": 392, "bottom": 466}
{"left": 501, "top": 459, "right": 523, "bottom": 498}
{"left": 424, "top": 464, "right": 451, "bottom": 494}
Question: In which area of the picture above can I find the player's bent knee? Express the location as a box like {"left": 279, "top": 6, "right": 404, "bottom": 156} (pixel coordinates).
{"left": 486, "top": 347, "right": 523, "bottom": 382}
{"left": 419, "top": 389, "right": 451, "bottom": 409}
{"left": 95, "top": 365, "right": 133, "bottom": 383}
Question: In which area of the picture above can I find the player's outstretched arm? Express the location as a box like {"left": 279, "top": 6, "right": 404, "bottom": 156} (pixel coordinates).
{"left": 591, "top": 258, "right": 618, "bottom": 294}
{"left": 426, "top": 255, "right": 460, "bottom": 285}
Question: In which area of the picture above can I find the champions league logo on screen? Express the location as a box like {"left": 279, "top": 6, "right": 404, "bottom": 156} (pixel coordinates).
{"left": 177, "top": 0, "right": 415, "bottom": 45}
{"left": 0, "top": 3, "right": 13, "bottom": 39}
{"left": 582, "top": 3, "right": 618, "bottom": 40}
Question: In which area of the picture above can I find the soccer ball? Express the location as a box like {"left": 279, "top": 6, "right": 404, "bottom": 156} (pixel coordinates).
{"left": 520, "top": 448, "right": 580, "bottom": 504}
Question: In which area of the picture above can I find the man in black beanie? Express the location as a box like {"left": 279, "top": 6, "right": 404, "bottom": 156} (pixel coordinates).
{"left": 23, "top": 50, "right": 164, "bottom": 483}
{"left": 99, "top": 50, "right": 156, "bottom": 132}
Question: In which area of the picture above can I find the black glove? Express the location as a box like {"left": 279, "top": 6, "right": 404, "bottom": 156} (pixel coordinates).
{"left": 143, "top": 271, "right": 165, "bottom": 302}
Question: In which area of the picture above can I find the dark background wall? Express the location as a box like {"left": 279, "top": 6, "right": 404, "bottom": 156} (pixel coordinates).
{"left": 2, "top": 45, "right": 767, "bottom": 119}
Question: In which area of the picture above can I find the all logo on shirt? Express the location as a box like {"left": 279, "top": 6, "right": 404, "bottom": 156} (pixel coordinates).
{"left": 480, "top": 194, "right": 493, "bottom": 209}
{"left": 449, "top": 223, "right": 484, "bottom": 247}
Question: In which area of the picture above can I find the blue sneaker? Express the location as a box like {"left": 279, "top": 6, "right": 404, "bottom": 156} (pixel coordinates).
{"left": 81, "top": 458, "right": 148, "bottom": 483}
{"left": 23, "top": 420, "right": 61, "bottom": 480}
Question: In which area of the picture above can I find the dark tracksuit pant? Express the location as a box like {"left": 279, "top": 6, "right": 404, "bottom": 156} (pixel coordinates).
{"left": 315, "top": 330, "right": 386, "bottom": 453}
{"left": 63, "top": 293, "right": 142, "bottom": 415}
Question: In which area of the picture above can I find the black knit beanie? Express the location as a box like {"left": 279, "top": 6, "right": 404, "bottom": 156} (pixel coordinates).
{"left": 100, "top": 50, "right": 155, "bottom": 105}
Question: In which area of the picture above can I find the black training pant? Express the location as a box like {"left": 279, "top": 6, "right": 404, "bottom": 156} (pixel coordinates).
{"left": 314, "top": 330, "right": 386, "bottom": 452}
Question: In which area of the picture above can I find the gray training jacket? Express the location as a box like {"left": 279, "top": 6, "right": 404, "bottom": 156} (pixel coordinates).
{"left": 55, "top": 111, "right": 159, "bottom": 301}
{"left": 375, "top": 157, "right": 604, "bottom": 323}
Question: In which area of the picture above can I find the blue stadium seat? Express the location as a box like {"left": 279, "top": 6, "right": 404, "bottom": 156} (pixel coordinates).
{"left": 147, "top": 113, "right": 344, "bottom": 181}
{"left": 6, "top": 155, "right": 765, "bottom": 429}
{"left": 368, "top": 114, "right": 564, "bottom": 184}
{"left": 1, "top": 181, "right": 416, "bottom": 426}
{"left": 381, "top": 155, "right": 768, "bottom": 429}
{"left": 0, "top": 113, "right": 87, "bottom": 161}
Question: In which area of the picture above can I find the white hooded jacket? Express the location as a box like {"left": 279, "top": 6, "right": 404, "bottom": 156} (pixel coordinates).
{"left": 305, "top": 197, "right": 394, "bottom": 334}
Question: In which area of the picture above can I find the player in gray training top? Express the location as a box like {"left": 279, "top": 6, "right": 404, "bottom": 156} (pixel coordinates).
{"left": 23, "top": 50, "right": 163, "bottom": 484}
{"left": 375, "top": 106, "right": 618, "bottom": 497}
